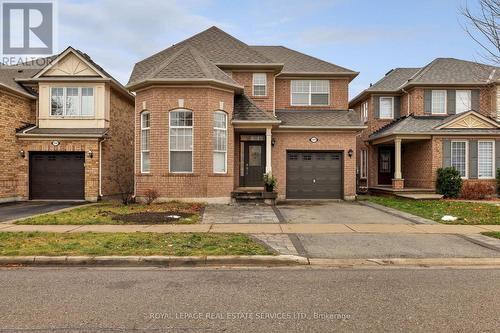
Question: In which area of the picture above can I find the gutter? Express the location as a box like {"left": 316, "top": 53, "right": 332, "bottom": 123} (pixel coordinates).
{"left": 232, "top": 120, "right": 281, "bottom": 124}
{"left": 277, "top": 125, "right": 367, "bottom": 130}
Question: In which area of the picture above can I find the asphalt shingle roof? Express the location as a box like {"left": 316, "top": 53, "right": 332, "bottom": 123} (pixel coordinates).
{"left": 233, "top": 94, "right": 279, "bottom": 122}
{"left": 366, "top": 68, "right": 420, "bottom": 91}
{"left": 251, "top": 45, "right": 357, "bottom": 75}
{"left": 276, "top": 109, "right": 364, "bottom": 128}
{"left": 17, "top": 127, "right": 108, "bottom": 137}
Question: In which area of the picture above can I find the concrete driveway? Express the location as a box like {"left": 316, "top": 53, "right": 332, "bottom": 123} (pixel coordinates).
{"left": 0, "top": 201, "right": 84, "bottom": 223}
{"left": 277, "top": 201, "right": 411, "bottom": 224}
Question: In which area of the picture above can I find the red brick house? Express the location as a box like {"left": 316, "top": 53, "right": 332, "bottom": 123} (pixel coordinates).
{"left": 350, "top": 58, "right": 500, "bottom": 195}
{"left": 0, "top": 47, "right": 135, "bottom": 202}
{"left": 128, "top": 26, "right": 364, "bottom": 202}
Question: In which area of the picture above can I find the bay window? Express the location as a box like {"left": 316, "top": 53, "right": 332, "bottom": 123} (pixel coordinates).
{"left": 451, "top": 141, "right": 467, "bottom": 178}
{"left": 140, "top": 112, "right": 150, "bottom": 173}
{"left": 431, "top": 90, "right": 447, "bottom": 114}
{"left": 169, "top": 110, "right": 193, "bottom": 173}
{"left": 478, "top": 141, "right": 495, "bottom": 178}
{"left": 291, "top": 80, "right": 329, "bottom": 106}
{"left": 213, "top": 111, "right": 227, "bottom": 173}
{"left": 50, "top": 87, "right": 95, "bottom": 116}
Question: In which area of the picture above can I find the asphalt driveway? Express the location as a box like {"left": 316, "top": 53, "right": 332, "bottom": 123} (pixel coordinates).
{"left": 0, "top": 201, "right": 84, "bottom": 223}
{"left": 277, "top": 201, "right": 411, "bottom": 224}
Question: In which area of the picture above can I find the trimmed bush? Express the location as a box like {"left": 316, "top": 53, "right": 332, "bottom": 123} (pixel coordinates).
{"left": 497, "top": 168, "right": 500, "bottom": 196}
{"left": 436, "top": 167, "right": 463, "bottom": 198}
{"left": 460, "top": 182, "right": 496, "bottom": 200}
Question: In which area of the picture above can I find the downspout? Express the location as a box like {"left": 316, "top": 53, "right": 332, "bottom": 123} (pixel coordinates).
{"left": 273, "top": 72, "right": 280, "bottom": 116}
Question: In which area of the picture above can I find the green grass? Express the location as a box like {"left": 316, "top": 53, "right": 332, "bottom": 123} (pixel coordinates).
{"left": 16, "top": 201, "right": 203, "bottom": 225}
{"left": 364, "top": 196, "right": 500, "bottom": 225}
{"left": 482, "top": 232, "right": 500, "bottom": 239}
{"left": 0, "top": 232, "right": 272, "bottom": 256}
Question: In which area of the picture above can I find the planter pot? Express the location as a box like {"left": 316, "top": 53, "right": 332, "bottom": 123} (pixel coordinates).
{"left": 265, "top": 184, "right": 274, "bottom": 192}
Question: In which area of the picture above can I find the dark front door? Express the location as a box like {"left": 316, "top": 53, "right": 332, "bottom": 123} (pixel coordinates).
{"left": 30, "top": 152, "right": 85, "bottom": 200}
{"left": 243, "top": 141, "right": 266, "bottom": 187}
{"left": 378, "top": 147, "right": 394, "bottom": 185}
{"left": 286, "top": 151, "right": 343, "bottom": 199}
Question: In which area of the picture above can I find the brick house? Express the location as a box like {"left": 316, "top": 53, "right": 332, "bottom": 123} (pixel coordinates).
{"left": 0, "top": 47, "right": 135, "bottom": 202}
{"left": 128, "top": 26, "right": 364, "bottom": 202}
{"left": 350, "top": 58, "right": 500, "bottom": 194}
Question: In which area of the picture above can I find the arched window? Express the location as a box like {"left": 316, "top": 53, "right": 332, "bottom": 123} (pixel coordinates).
{"left": 140, "top": 111, "right": 150, "bottom": 173}
{"left": 169, "top": 110, "right": 193, "bottom": 173}
{"left": 213, "top": 111, "right": 227, "bottom": 173}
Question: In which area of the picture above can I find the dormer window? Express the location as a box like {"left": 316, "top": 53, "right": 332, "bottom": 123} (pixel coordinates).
{"left": 50, "top": 87, "right": 95, "bottom": 116}
{"left": 252, "top": 73, "right": 267, "bottom": 96}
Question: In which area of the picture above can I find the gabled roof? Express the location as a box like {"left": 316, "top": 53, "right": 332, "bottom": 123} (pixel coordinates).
{"left": 233, "top": 94, "right": 280, "bottom": 123}
{"left": 367, "top": 68, "right": 421, "bottom": 92}
{"left": 276, "top": 109, "right": 365, "bottom": 129}
{"left": 251, "top": 45, "right": 358, "bottom": 77}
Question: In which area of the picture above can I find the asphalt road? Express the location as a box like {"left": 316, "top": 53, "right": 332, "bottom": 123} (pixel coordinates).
{"left": 0, "top": 267, "right": 499, "bottom": 332}
{"left": 0, "top": 201, "right": 84, "bottom": 222}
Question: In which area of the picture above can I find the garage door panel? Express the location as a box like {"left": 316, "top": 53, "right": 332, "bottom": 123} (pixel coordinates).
{"left": 286, "top": 151, "right": 343, "bottom": 199}
{"left": 30, "top": 153, "right": 85, "bottom": 200}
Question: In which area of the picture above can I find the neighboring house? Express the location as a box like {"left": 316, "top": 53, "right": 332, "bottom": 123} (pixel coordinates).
{"left": 127, "top": 26, "right": 364, "bottom": 202}
{"left": 350, "top": 58, "right": 500, "bottom": 193}
{"left": 0, "top": 47, "right": 135, "bottom": 202}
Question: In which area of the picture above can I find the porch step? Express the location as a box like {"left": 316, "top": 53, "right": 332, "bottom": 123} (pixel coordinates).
{"left": 396, "top": 193, "right": 444, "bottom": 200}
{"left": 231, "top": 190, "right": 277, "bottom": 205}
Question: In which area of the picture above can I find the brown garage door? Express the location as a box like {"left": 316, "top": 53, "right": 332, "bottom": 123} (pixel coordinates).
{"left": 30, "top": 152, "right": 85, "bottom": 200}
{"left": 286, "top": 151, "right": 343, "bottom": 199}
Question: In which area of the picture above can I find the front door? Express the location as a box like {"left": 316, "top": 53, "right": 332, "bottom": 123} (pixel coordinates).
{"left": 378, "top": 147, "right": 394, "bottom": 185}
{"left": 243, "top": 141, "right": 266, "bottom": 187}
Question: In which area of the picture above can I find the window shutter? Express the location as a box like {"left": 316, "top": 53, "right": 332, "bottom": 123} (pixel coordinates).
{"left": 373, "top": 96, "right": 380, "bottom": 119}
{"left": 469, "top": 140, "right": 478, "bottom": 179}
{"left": 442, "top": 140, "right": 451, "bottom": 167}
{"left": 394, "top": 96, "right": 401, "bottom": 119}
{"left": 471, "top": 90, "right": 480, "bottom": 111}
{"left": 447, "top": 90, "right": 456, "bottom": 115}
{"left": 424, "top": 90, "right": 432, "bottom": 114}
{"left": 496, "top": 140, "right": 500, "bottom": 174}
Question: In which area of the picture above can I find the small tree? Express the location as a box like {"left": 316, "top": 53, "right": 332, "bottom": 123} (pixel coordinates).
{"left": 144, "top": 189, "right": 159, "bottom": 205}
{"left": 436, "top": 167, "right": 463, "bottom": 198}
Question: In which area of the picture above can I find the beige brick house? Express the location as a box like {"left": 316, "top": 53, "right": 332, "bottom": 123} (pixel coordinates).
{"left": 0, "top": 47, "right": 135, "bottom": 202}
{"left": 128, "top": 26, "right": 365, "bottom": 202}
{"left": 350, "top": 58, "right": 500, "bottom": 194}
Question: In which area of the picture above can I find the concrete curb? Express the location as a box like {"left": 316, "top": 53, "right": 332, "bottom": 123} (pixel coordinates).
{"left": 1, "top": 202, "right": 98, "bottom": 225}
{"left": 0, "top": 255, "right": 309, "bottom": 267}
{"left": 358, "top": 201, "right": 438, "bottom": 225}
{"left": 309, "top": 257, "right": 500, "bottom": 267}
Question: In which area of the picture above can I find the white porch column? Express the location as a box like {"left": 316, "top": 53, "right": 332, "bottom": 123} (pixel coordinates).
{"left": 265, "top": 127, "right": 272, "bottom": 173}
{"left": 394, "top": 137, "right": 402, "bottom": 179}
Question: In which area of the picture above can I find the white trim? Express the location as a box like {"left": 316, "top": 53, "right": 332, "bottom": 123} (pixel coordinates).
{"left": 213, "top": 111, "right": 228, "bottom": 174}
{"left": 290, "top": 80, "right": 330, "bottom": 106}
{"left": 478, "top": 140, "right": 495, "bottom": 179}
{"left": 451, "top": 140, "right": 468, "bottom": 179}
{"left": 140, "top": 111, "right": 150, "bottom": 174}
{"left": 431, "top": 90, "right": 447, "bottom": 115}
{"left": 252, "top": 73, "right": 267, "bottom": 97}
{"left": 169, "top": 109, "right": 194, "bottom": 174}
{"left": 379, "top": 96, "right": 394, "bottom": 119}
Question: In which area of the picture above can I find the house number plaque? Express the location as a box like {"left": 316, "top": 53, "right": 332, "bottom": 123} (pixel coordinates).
{"left": 309, "top": 137, "right": 318, "bottom": 143}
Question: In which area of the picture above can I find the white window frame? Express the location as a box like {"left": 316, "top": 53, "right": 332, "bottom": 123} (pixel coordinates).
{"left": 379, "top": 96, "right": 394, "bottom": 119}
{"left": 213, "top": 111, "right": 228, "bottom": 174}
{"left": 50, "top": 87, "right": 95, "bottom": 117}
{"left": 290, "top": 80, "right": 330, "bottom": 106}
{"left": 252, "top": 73, "right": 267, "bottom": 97}
{"left": 431, "top": 90, "right": 447, "bottom": 115}
{"left": 451, "top": 140, "right": 468, "bottom": 179}
{"left": 360, "top": 149, "right": 368, "bottom": 179}
{"left": 455, "top": 90, "right": 472, "bottom": 114}
{"left": 140, "top": 111, "right": 150, "bottom": 174}
{"left": 169, "top": 109, "right": 194, "bottom": 173}
{"left": 478, "top": 140, "right": 495, "bottom": 179}
{"left": 361, "top": 101, "right": 368, "bottom": 123}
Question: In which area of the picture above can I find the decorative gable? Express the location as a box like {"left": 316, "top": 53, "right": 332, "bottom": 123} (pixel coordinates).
{"left": 436, "top": 111, "right": 500, "bottom": 130}
{"left": 43, "top": 52, "right": 100, "bottom": 77}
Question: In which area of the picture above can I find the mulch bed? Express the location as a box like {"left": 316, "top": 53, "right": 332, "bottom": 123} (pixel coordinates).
{"left": 111, "top": 212, "right": 193, "bottom": 224}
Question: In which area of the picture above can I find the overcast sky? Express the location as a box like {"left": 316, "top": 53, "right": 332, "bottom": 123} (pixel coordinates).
{"left": 57, "top": 0, "right": 485, "bottom": 97}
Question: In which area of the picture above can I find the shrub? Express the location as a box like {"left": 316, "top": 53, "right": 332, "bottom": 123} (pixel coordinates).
{"left": 436, "top": 167, "right": 463, "bottom": 198}
{"left": 263, "top": 172, "right": 278, "bottom": 191}
{"left": 460, "top": 182, "right": 496, "bottom": 200}
{"left": 144, "top": 189, "right": 159, "bottom": 205}
{"left": 497, "top": 168, "right": 500, "bottom": 195}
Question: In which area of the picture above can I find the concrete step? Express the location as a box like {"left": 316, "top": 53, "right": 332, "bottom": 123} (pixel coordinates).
{"left": 396, "top": 193, "right": 444, "bottom": 200}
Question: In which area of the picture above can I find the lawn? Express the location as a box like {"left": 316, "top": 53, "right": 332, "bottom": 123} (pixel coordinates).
{"left": 364, "top": 196, "right": 500, "bottom": 225}
{"left": 482, "top": 232, "right": 500, "bottom": 240}
{"left": 0, "top": 232, "right": 272, "bottom": 256}
{"left": 16, "top": 201, "right": 204, "bottom": 225}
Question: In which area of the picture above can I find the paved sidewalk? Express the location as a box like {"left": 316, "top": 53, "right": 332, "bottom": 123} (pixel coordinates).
{"left": 0, "top": 223, "right": 499, "bottom": 234}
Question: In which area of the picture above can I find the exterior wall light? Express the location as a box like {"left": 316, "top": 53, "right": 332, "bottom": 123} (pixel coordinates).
{"left": 87, "top": 150, "right": 93, "bottom": 158}
{"left": 19, "top": 150, "right": 25, "bottom": 158}
{"left": 348, "top": 149, "right": 354, "bottom": 158}
{"left": 271, "top": 137, "right": 276, "bottom": 147}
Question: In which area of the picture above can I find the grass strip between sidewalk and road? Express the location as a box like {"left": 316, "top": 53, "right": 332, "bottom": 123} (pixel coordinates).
{"left": 0, "top": 232, "right": 273, "bottom": 256}
{"left": 364, "top": 196, "right": 500, "bottom": 225}
{"left": 482, "top": 232, "right": 500, "bottom": 240}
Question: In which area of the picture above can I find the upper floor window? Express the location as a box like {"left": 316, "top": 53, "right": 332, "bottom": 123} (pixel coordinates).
{"left": 431, "top": 90, "right": 447, "bottom": 114}
{"left": 451, "top": 140, "right": 467, "bottom": 178}
{"left": 478, "top": 140, "right": 495, "bottom": 179}
{"left": 291, "top": 80, "right": 329, "bottom": 106}
{"left": 252, "top": 73, "right": 267, "bottom": 96}
{"left": 456, "top": 90, "right": 471, "bottom": 114}
{"left": 169, "top": 110, "right": 193, "bottom": 173}
{"left": 361, "top": 101, "right": 368, "bottom": 123}
{"left": 140, "top": 112, "right": 150, "bottom": 173}
{"left": 379, "top": 97, "right": 394, "bottom": 119}
{"left": 213, "top": 111, "right": 227, "bottom": 173}
{"left": 50, "top": 87, "right": 94, "bottom": 116}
